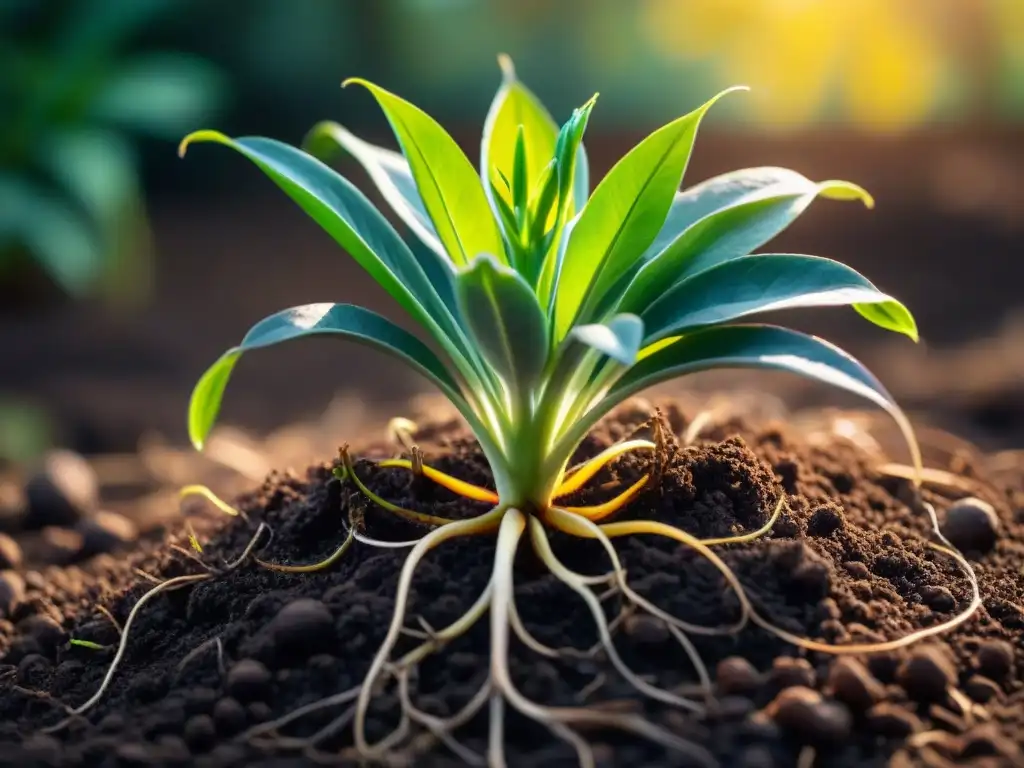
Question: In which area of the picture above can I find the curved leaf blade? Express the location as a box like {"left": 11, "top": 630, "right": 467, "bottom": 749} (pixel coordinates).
{"left": 188, "top": 303, "right": 464, "bottom": 450}
{"left": 345, "top": 78, "right": 504, "bottom": 267}
{"left": 555, "top": 324, "right": 921, "bottom": 478}
{"left": 304, "top": 120, "right": 443, "bottom": 257}
{"left": 455, "top": 254, "right": 549, "bottom": 400}
{"left": 570, "top": 314, "right": 644, "bottom": 366}
{"left": 178, "top": 131, "right": 462, "bottom": 344}
{"left": 552, "top": 87, "right": 745, "bottom": 340}
{"left": 641, "top": 254, "right": 917, "bottom": 343}
{"left": 622, "top": 178, "right": 874, "bottom": 312}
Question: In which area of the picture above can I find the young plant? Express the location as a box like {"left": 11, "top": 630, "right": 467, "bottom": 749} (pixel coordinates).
{"left": 179, "top": 57, "right": 978, "bottom": 765}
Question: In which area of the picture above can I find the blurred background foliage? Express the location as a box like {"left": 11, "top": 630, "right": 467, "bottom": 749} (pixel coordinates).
{"left": 1, "top": 0, "right": 1022, "bottom": 462}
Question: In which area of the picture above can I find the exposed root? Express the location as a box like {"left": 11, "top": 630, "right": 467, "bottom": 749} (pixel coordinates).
{"left": 257, "top": 529, "right": 354, "bottom": 573}
{"left": 377, "top": 455, "right": 499, "bottom": 504}
{"left": 559, "top": 475, "right": 650, "bottom": 521}
{"left": 341, "top": 446, "right": 459, "bottom": 527}
{"left": 553, "top": 439, "right": 656, "bottom": 499}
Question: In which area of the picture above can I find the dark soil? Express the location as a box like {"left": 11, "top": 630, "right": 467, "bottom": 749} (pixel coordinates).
{"left": 1, "top": 399, "right": 1023, "bottom": 768}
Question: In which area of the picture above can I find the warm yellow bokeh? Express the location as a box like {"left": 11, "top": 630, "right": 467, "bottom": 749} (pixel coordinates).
{"left": 641, "top": 0, "right": 988, "bottom": 130}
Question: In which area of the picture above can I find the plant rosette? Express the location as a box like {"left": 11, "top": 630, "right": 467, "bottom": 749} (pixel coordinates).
{"left": 79, "top": 56, "right": 976, "bottom": 766}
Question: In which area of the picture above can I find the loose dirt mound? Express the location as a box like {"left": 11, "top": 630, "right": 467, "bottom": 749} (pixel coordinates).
{"left": 1, "top": 399, "right": 1021, "bottom": 767}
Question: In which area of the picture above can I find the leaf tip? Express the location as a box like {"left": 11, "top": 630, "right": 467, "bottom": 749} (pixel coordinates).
{"left": 820, "top": 180, "right": 875, "bottom": 209}
{"left": 177, "top": 129, "right": 222, "bottom": 158}
{"left": 341, "top": 76, "right": 371, "bottom": 90}
{"left": 497, "top": 53, "right": 516, "bottom": 82}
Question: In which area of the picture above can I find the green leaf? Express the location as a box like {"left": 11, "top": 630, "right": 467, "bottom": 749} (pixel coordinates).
{"left": 481, "top": 55, "right": 559, "bottom": 222}
{"left": 178, "top": 131, "right": 458, "bottom": 348}
{"left": 512, "top": 124, "right": 528, "bottom": 224}
{"left": 621, "top": 175, "right": 873, "bottom": 313}
{"left": 303, "top": 120, "right": 443, "bottom": 257}
{"left": 551, "top": 87, "right": 745, "bottom": 341}
{"left": 641, "top": 254, "right": 917, "bottom": 343}
{"left": 553, "top": 324, "right": 920, "bottom": 476}
{"left": 570, "top": 314, "right": 644, "bottom": 366}
{"left": 189, "top": 304, "right": 468, "bottom": 451}
{"left": 555, "top": 95, "right": 596, "bottom": 221}
{"left": 90, "top": 54, "right": 225, "bottom": 139}
{"left": 455, "top": 254, "right": 549, "bottom": 402}
{"left": 854, "top": 301, "right": 920, "bottom": 340}
{"left": 0, "top": 175, "right": 103, "bottom": 295}
{"left": 345, "top": 78, "right": 504, "bottom": 267}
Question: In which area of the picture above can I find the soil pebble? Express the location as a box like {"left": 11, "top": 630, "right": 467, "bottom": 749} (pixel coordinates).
{"left": 964, "top": 675, "right": 1003, "bottom": 703}
{"left": 0, "top": 532, "right": 22, "bottom": 570}
{"left": 920, "top": 584, "right": 956, "bottom": 611}
{"left": 183, "top": 713, "right": 217, "bottom": 751}
{"left": 897, "top": 645, "right": 956, "bottom": 702}
{"left": 24, "top": 449, "right": 98, "bottom": 528}
{"left": 225, "top": 659, "right": 271, "bottom": 701}
{"left": 0, "top": 570, "right": 24, "bottom": 617}
{"left": 38, "top": 526, "right": 84, "bottom": 565}
{"left": 265, "top": 597, "right": 334, "bottom": 657}
{"left": 941, "top": 497, "right": 1000, "bottom": 554}
{"left": 76, "top": 510, "right": 138, "bottom": 557}
{"left": 976, "top": 638, "right": 1014, "bottom": 681}
{"left": 827, "top": 657, "right": 885, "bottom": 711}
{"left": 806, "top": 503, "right": 845, "bottom": 537}
{"left": 212, "top": 697, "right": 246, "bottom": 735}
{"left": 767, "top": 686, "right": 852, "bottom": 746}
{"left": 16, "top": 614, "right": 65, "bottom": 656}
{"left": 959, "top": 723, "right": 1022, "bottom": 760}
{"left": 716, "top": 656, "right": 761, "bottom": 696}
{"left": 768, "top": 656, "right": 816, "bottom": 691}
{"left": 623, "top": 614, "right": 670, "bottom": 645}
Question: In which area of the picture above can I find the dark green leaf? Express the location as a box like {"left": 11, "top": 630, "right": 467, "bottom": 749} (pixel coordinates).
{"left": 303, "top": 120, "right": 443, "bottom": 256}
{"left": 641, "top": 254, "right": 917, "bottom": 343}
{"left": 188, "top": 304, "right": 465, "bottom": 450}
{"left": 455, "top": 254, "right": 549, "bottom": 400}
{"left": 621, "top": 178, "right": 873, "bottom": 312}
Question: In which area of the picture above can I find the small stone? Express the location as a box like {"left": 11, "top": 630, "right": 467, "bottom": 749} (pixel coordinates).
{"left": 184, "top": 686, "right": 218, "bottom": 714}
{"left": 768, "top": 686, "right": 852, "bottom": 746}
{"left": 247, "top": 701, "right": 272, "bottom": 722}
{"left": 114, "top": 742, "right": 150, "bottom": 766}
{"left": 623, "top": 614, "right": 669, "bottom": 645}
{"left": 964, "top": 675, "right": 1002, "bottom": 704}
{"left": 0, "top": 570, "right": 25, "bottom": 618}
{"left": 16, "top": 614, "right": 66, "bottom": 656}
{"left": 267, "top": 598, "right": 334, "bottom": 657}
{"left": 16, "top": 653, "right": 50, "bottom": 686}
{"left": 716, "top": 656, "right": 761, "bottom": 696}
{"left": 790, "top": 559, "right": 831, "bottom": 599}
{"left": 98, "top": 713, "right": 125, "bottom": 733}
{"left": 20, "top": 734, "right": 61, "bottom": 762}
{"left": 182, "top": 713, "right": 216, "bottom": 751}
{"left": 920, "top": 585, "right": 956, "bottom": 612}
{"left": 24, "top": 449, "right": 98, "bottom": 528}
{"left": 213, "top": 697, "right": 246, "bottom": 735}
{"left": 866, "top": 702, "right": 922, "bottom": 737}
{"left": 0, "top": 533, "right": 22, "bottom": 570}
{"left": 976, "top": 639, "right": 1014, "bottom": 681}
{"left": 712, "top": 695, "right": 755, "bottom": 719}
{"left": 897, "top": 645, "right": 956, "bottom": 702}
{"left": 39, "top": 526, "right": 84, "bottom": 565}
{"left": 941, "top": 497, "right": 1000, "bottom": 554}
{"left": 827, "top": 658, "right": 884, "bottom": 711}
{"left": 76, "top": 511, "right": 137, "bottom": 557}
{"left": 153, "top": 735, "right": 190, "bottom": 764}
{"left": 768, "top": 656, "right": 815, "bottom": 691}
{"left": 226, "top": 659, "right": 271, "bottom": 701}
{"left": 807, "top": 505, "right": 845, "bottom": 537}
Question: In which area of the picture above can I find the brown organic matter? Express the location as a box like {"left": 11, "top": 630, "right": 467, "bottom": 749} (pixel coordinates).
{"left": 0, "top": 399, "right": 1022, "bottom": 767}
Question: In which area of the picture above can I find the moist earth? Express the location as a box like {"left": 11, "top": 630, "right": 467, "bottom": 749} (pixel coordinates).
{"left": 0, "top": 399, "right": 1022, "bottom": 768}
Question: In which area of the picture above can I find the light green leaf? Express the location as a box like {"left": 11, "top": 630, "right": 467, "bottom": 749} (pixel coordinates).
{"left": 303, "top": 120, "right": 443, "bottom": 257}
{"left": 188, "top": 304, "right": 467, "bottom": 450}
{"left": 570, "top": 314, "right": 644, "bottom": 366}
{"left": 621, "top": 176, "right": 874, "bottom": 313}
{"left": 481, "top": 55, "right": 559, "bottom": 220}
{"left": 854, "top": 301, "right": 920, "bottom": 340}
{"left": 552, "top": 324, "right": 920, "bottom": 477}
{"left": 0, "top": 175, "right": 103, "bottom": 295}
{"left": 345, "top": 78, "right": 504, "bottom": 267}
{"left": 552, "top": 87, "right": 745, "bottom": 341}
{"left": 455, "top": 254, "right": 549, "bottom": 402}
{"left": 90, "top": 53, "right": 225, "bottom": 139}
{"left": 641, "top": 254, "right": 916, "bottom": 343}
